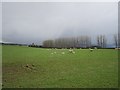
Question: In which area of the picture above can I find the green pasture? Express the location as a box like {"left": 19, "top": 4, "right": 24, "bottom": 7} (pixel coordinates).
{"left": 2, "top": 45, "right": 118, "bottom": 88}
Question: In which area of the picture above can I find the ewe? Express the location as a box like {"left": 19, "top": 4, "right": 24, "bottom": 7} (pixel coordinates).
{"left": 69, "top": 49, "right": 75, "bottom": 54}
{"left": 69, "top": 49, "right": 73, "bottom": 53}
{"left": 72, "top": 51, "right": 75, "bottom": 54}
{"left": 62, "top": 52, "right": 65, "bottom": 54}
{"left": 90, "top": 48, "right": 93, "bottom": 52}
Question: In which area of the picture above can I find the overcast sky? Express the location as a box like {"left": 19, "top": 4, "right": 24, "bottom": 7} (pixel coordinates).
{"left": 2, "top": 2, "right": 118, "bottom": 45}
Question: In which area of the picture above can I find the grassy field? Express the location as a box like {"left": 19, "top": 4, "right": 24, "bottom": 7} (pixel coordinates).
{"left": 2, "top": 45, "right": 118, "bottom": 88}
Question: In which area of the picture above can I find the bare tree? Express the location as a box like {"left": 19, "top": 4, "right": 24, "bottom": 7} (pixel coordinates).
{"left": 119, "top": 32, "right": 120, "bottom": 48}
{"left": 97, "top": 35, "right": 107, "bottom": 48}
{"left": 43, "top": 40, "right": 54, "bottom": 48}
{"left": 43, "top": 35, "right": 91, "bottom": 48}
{"left": 85, "top": 36, "right": 91, "bottom": 48}
{"left": 77, "top": 36, "right": 91, "bottom": 48}
{"left": 102, "top": 35, "right": 107, "bottom": 48}
{"left": 97, "top": 36, "right": 100, "bottom": 47}
{"left": 113, "top": 34, "right": 118, "bottom": 48}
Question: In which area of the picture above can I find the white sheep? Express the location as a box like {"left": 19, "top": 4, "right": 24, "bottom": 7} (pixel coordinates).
{"left": 72, "top": 51, "right": 75, "bottom": 54}
{"left": 69, "top": 49, "right": 73, "bottom": 53}
{"left": 89, "top": 48, "right": 93, "bottom": 52}
{"left": 69, "top": 49, "right": 75, "bottom": 54}
{"left": 62, "top": 52, "right": 65, "bottom": 54}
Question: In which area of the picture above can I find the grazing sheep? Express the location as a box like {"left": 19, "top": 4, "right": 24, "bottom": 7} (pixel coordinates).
{"left": 90, "top": 48, "right": 93, "bottom": 52}
{"left": 69, "top": 49, "right": 73, "bottom": 53}
{"left": 69, "top": 49, "right": 75, "bottom": 54}
{"left": 62, "top": 52, "right": 65, "bottom": 54}
{"left": 72, "top": 51, "right": 75, "bottom": 54}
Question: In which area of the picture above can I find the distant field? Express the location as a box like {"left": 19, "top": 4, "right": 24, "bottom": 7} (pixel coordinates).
{"left": 2, "top": 45, "right": 118, "bottom": 88}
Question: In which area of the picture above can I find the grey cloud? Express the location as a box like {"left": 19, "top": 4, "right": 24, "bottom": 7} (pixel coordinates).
{"left": 2, "top": 2, "right": 118, "bottom": 45}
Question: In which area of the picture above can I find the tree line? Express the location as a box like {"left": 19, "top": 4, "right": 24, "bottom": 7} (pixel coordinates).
{"left": 42, "top": 34, "right": 119, "bottom": 49}
{"left": 43, "top": 36, "right": 91, "bottom": 48}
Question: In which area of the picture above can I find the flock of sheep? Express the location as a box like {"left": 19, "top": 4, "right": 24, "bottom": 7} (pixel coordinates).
{"left": 47, "top": 47, "right": 119, "bottom": 55}
{"left": 48, "top": 48, "right": 94, "bottom": 55}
